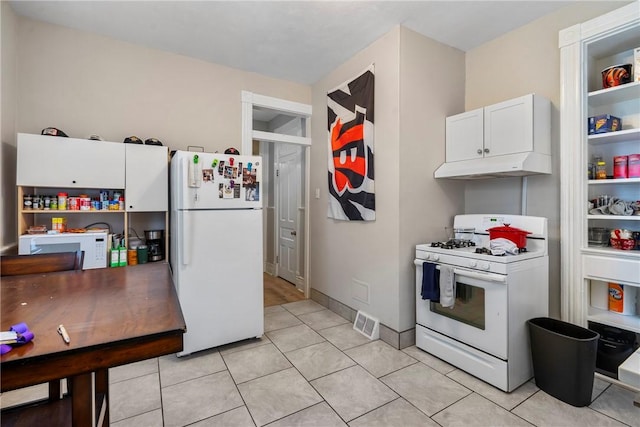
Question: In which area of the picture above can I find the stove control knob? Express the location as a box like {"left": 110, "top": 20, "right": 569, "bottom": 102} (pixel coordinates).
{"left": 469, "top": 260, "right": 478, "bottom": 268}
{"left": 432, "top": 254, "right": 440, "bottom": 261}
{"left": 479, "top": 262, "right": 490, "bottom": 270}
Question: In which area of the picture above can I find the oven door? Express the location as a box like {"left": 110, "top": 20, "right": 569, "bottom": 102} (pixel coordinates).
{"left": 415, "top": 260, "right": 508, "bottom": 359}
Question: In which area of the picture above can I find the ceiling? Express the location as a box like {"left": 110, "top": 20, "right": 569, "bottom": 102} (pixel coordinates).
{"left": 8, "top": 1, "right": 626, "bottom": 85}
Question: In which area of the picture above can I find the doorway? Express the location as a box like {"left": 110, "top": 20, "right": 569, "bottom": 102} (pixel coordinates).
{"left": 275, "top": 143, "right": 303, "bottom": 289}
{"left": 241, "top": 91, "right": 312, "bottom": 298}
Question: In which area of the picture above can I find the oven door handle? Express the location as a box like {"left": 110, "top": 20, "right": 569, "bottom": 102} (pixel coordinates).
{"left": 414, "top": 260, "right": 506, "bottom": 283}
{"left": 440, "top": 266, "right": 506, "bottom": 283}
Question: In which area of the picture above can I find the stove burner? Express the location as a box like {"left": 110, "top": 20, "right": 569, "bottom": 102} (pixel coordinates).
{"left": 430, "top": 239, "right": 476, "bottom": 249}
{"left": 475, "top": 247, "right": 529, "bottom": 256}
{"left": 475, "top": 247, "right": 493, "bottom": 255}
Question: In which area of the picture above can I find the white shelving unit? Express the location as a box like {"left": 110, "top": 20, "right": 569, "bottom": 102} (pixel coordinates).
{"left": 16, "top": 133, "right": 169, "bottom": 260}
{"left": 559, "top": 2, "right": 640, "bottom": 390}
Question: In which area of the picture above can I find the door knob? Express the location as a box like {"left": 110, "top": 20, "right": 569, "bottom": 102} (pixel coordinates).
{"left": 291, "top": 231, "right": 297, "bottom": 236}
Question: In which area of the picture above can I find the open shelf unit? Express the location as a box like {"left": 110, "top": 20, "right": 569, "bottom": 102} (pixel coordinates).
{"left": 559, "top": 2, "right": 639, "bottom": 390}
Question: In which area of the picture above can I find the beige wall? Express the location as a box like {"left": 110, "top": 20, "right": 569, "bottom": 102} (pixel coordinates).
{"left": 16, "top": 17, "right": 310, "bottom": 149}
{"left": 3, "top": 2, "right": 630, "bottom": 327}
{"left": 2, "top": 16, "right": 310, "bottom": 249}
{"left": 310, "top": 27, "right": 403, "bottom": 329}
{"left": 398, "top": 27, "right": 465, "bottom": 331}
{"left": 310, "top": 27, "right": 466, "bottom": 332}
{"left": 1, "top": 1, "right": 18, "bottom": 253}
{"left": 463, "top": 1, "right": 629, "bottom": 318}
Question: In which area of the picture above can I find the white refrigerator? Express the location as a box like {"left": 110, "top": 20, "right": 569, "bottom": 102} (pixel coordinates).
{"left": 170, "top": 150, "right": 263, "bottom": 356}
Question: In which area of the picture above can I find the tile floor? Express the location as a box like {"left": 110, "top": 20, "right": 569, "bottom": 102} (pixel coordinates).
{"left": 2, "top": 300, "right": 639, "bottom": 426}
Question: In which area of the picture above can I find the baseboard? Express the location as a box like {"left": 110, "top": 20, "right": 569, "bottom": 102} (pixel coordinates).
{"left": 264, "top": 262, "right": 276, "bottom": 276}
{"left": 310, "top": 287, "right": 415, "bottom": 350}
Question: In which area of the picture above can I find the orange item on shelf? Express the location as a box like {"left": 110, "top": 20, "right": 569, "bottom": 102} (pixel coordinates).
{"left": 608, "top": 283, "right": 637, "bottom": 315}
{"left": 608, "top": 283, "right": 624, "bottom": 312}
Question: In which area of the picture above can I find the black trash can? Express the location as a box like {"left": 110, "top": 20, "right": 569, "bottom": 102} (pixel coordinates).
{"left": 527, "top": 317, "right": 599, "bottom": 407}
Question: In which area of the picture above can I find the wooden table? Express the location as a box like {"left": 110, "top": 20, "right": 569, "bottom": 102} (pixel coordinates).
{"left": 1, "top": 262, "right": 186, "bottom": 427}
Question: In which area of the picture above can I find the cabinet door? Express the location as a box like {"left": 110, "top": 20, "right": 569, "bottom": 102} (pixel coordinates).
{"left": 484, "top": 95, "right": 533, "bottom": 157}
{"left": 17, "top": 134, "right": 125, "bottom": 188}
{"left": 445, "top": 108, "right": 484, "bottom": 162}
{"left": 125, "top": 144, "right": 168, "bottom": 212}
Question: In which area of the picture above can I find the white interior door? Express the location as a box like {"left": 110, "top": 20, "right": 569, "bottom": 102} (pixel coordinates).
{"left": 277, "top": 144, "right": 302, "bottom": 289}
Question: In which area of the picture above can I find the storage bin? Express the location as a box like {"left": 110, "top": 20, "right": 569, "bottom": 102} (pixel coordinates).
{"left": 527, "top": 317, "right": 599, "bottom": 407}
{"left": 588, "top": 321, "right": 639, "bottom": 379}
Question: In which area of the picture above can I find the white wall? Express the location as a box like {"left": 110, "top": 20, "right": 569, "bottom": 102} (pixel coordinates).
{"left": 463, "top": 1, "right": 629, "bottom": 318}
{"left": 1, "top": 1, "right": 18, "bottom": 253}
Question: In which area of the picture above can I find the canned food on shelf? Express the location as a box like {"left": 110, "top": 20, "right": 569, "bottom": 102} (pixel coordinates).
{"left": 79, "top": 197, "right": 91, "bottom": 211}
{"left": 32, "top": 195, "right": 42, "bottom": 210}
{"left": 68, "top": 197, "right": 79, "bottom": 210}
{"left": 58, "top": 192, "right": 67, "bottom": 210}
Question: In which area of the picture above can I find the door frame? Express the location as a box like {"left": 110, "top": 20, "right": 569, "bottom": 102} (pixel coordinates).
{"left": 241, "top": 91, "right": 312, "bottom": 298}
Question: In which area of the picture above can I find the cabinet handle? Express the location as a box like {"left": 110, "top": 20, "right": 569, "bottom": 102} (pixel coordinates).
{"left": 484, "top": 148, "right": 490, "bottom": 153}
{"left": 72, "top": 180, "right": 77, "bottom": 184}
{"left": 477, "top": 149, "right": 483, "bottom": 155}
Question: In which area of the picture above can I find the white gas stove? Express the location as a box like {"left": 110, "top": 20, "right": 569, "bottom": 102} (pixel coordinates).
{"left": 415, "top": 214, "right": 549, "bottom": 392}
{"left": 416, "top": 214, "right": 548, "bottom": 275}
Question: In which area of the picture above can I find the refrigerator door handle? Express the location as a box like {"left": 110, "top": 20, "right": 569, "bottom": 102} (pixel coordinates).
{"left": 180, "top": 211, "right": 191, "bottom": 265}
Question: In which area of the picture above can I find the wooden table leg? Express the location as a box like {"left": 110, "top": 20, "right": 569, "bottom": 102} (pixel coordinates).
{"left": 70, "top": 373, "right": 92, "bottom": 427}
{"left": 95, "top": 369, "right": 109, "bottom": 426}
{"left": 48, "top": 379, "right": 61, "bottom": 401}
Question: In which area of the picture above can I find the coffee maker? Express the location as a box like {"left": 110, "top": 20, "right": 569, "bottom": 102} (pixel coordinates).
{"left": 144, "top": 230, "right": 165, "bottom": 262}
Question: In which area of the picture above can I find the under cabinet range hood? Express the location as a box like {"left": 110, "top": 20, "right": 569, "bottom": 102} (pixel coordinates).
{"left": 434, "top": 152, "right": 552, "bottom": 179}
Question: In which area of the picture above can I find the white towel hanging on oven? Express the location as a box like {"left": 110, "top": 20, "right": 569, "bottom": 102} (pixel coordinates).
{"left": 439, "top": 265, "right": 455, "bottom": 308}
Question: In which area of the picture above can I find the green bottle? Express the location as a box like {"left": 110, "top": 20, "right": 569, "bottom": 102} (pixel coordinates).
{"left": 110, "top": 248, "right": 119, "bottom": 268}
{"left": 118, "top": 246, "right": 127, "bottom": 267}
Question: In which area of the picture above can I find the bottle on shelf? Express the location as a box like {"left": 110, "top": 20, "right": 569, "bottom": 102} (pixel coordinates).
{"left": 118, "top": 246, "right": 127, "bottom": 267}
{"left": 110, "top": 248, "right": 119, "bottom": 268}
{"left": 58, "top": 192, "right": 67, "bottom": 210}
{"left": 596, "top": 159, "right": 607, "bottom": 180}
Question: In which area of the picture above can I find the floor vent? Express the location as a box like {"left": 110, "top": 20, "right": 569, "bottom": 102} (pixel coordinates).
{"left": 353, "top": 310, "right": 380, "bottom": 340}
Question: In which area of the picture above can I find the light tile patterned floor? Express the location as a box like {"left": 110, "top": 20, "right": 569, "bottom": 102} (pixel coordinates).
{"left": 2, "top": 300, "right": 639, "bottom": 426}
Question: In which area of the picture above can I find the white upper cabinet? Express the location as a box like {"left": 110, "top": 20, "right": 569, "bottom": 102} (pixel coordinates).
{"left": 446, "top": 94, "right": 550, "bottom": 162}
{"left": 17, "top": 133, "right": 125, "bottom": 188}
{"left": 445, "top": 108, "right": 483, "bottom": 162}
{"left": 437, "top": 94, "right": 551, "bottom": 179}
{"left": 484, "top": 95, "right": 545, "bottom": 157}
{"left": 125, "top": 144, "right": 168, "bottom": 212}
